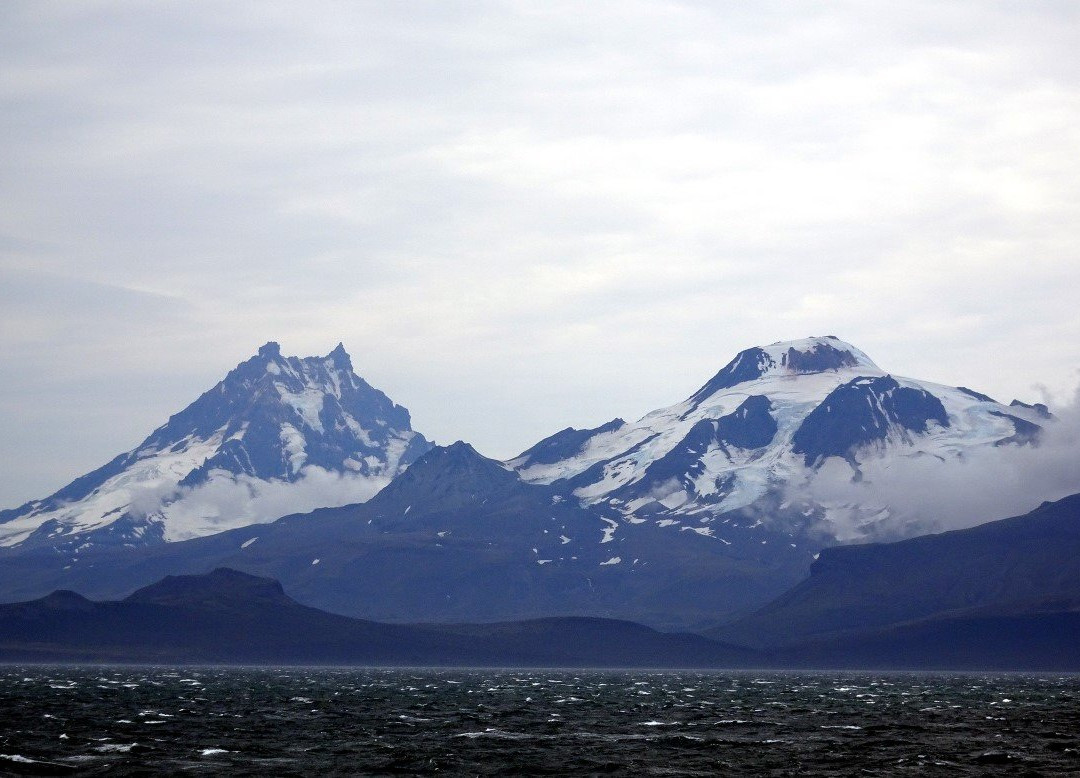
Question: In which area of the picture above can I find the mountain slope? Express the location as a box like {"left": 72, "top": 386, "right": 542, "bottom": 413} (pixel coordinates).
{"left": 0, "top": 568, "right": 757, "bottom": 667}
{"left": 714, "top": 492, "right": 1080, "bottom": 651}
{"left": 772, "top": 611, "right": 1080, "bottom": 670}
{"left": 0, "top": 443, "right": 818, "bottom": 629}
{"left": 0, "top": 334, "right": 1062, "bottom": 634}
{"left": 510, "top": 336, "right": 1050, "bottom": 545}
{"left": 0, "top": 342, "right": 431, "bottom": 550}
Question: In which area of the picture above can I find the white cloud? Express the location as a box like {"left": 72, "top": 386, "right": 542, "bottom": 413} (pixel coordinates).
{"left": 152, "top": 466, "right": 388, "bottom": 542}
{"left": 798, "top": 383, "right": 1080, "bottom": 539}
{"left": 1, "top": 1, "right": 1079, "bottom": 507}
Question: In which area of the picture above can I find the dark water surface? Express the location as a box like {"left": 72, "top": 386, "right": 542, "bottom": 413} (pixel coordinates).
{"left": 1, "top": 667, "right": 1078, "bottom": 775}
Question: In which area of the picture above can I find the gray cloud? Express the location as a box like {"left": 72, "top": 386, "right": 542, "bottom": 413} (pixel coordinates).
{"left": 1, "top": 1, "right": 1079, "bottom": 507}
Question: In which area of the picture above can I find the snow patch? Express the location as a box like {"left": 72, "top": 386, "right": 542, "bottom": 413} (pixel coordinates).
{"left": 279, "top": 423, "right": 308, "bottom": 473}
{"left": 681, "top": 526, "right": 715, "bottom": 538}
{"left": 599, "top": 517, "right": 618, "bottom": 543}
{"left": 275, "top": 384, "right": 328, "bottom": 434}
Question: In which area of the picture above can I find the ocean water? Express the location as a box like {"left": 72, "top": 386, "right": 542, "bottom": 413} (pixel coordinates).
{"left": 0, "top": 667, "right": 1077, "bottom": 775}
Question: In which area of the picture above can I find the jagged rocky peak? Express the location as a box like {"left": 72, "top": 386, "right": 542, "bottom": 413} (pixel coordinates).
{"left": 169, "top": 340, "right": 428, "bottom": 486}
{"left": 150, "top": 340, "right": 397, "bottom": 448}
{"left": 328, "top": 341, "right": 352, "bottom": 370}
{"left": 0, "top": 341, "right": 432, "bottom": 550}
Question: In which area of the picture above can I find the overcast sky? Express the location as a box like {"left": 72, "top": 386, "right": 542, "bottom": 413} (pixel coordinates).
{"left": 2, "top": 1, "right": 1079, "bottom": 507}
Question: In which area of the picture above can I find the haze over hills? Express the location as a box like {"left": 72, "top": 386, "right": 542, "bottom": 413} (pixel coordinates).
{"left": 0, "top": 342, "right": 431, "bottom": 550}
{"left": 0, "top": 567, "right": 755, "bottom": 667}
{"left": 708, "top": 493, "right": 1080, "bottom": 670}
{"left": 6, "top": 489, "right": 1080, "bottom": 670}
{"left": 718, "top": 493, "right": 1080, "bottom": 648}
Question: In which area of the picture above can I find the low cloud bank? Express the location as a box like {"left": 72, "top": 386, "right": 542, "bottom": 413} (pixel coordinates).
{"left": 800, "top": 384, "right": 1080, "bottom": 540}
{"left": 142, "top": 467, "right": 389, "bottom": 543}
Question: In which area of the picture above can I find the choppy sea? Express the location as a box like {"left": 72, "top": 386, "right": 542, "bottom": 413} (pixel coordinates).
{"left": 0, "top": 667, "right": 1077, "bottom": 775}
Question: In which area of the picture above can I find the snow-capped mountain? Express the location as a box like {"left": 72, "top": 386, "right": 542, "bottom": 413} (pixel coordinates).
{"left": 0, "top": 342, "right": 431, "bottom": 549}
{"left": 510, "top": 336, "right": 1051, "bottom": 542}
{"left": 0, "top": 335, "right": 1061, "bottom": 630}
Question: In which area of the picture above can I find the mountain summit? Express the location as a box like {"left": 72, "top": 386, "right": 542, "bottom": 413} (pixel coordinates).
{"left": 510, "top": 335, "right": 1051, "bottom": 543}
{"left": 688, "top": 336, "right": 877, "bottom": 406}
{"left": 0, "top": 343, "right": 431, "bottom": 549}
